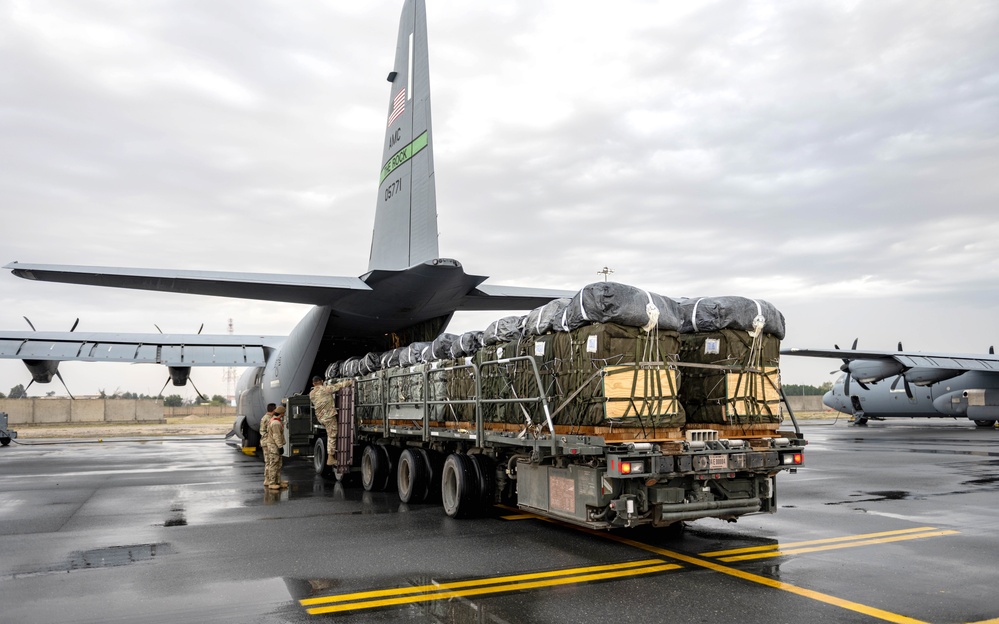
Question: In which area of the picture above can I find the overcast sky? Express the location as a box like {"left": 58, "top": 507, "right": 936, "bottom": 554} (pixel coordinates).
{"left": 2, "top": 0, "right": 998, "bottom": 401}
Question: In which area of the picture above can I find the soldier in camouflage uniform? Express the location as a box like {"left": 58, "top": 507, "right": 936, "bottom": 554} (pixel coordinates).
{"left": 259, "top": 403, "right": 276, "bottom": 486}
{"left": 309, "top": 376, "right": 353, "bottom": 466}
{"left": 258, "top": 403, "right": 277, "bottom": 486}
{"left": 263, "top": 406, "right": 288, "bottom": 490}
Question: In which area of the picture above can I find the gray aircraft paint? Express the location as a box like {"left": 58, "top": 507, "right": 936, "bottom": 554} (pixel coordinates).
{"left": 785, "top": 346, "right": 999, "bottom": 425}
{"left": 371, "top": 0, "right": 438, "bottom": 271}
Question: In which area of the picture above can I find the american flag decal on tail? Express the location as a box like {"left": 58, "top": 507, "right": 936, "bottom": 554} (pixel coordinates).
{"left": 388, "top": 88, "right": 406, "bottom": 126}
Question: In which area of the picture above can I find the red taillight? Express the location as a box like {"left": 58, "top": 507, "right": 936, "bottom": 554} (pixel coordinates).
{"left": 621, "top": 462, "right": 632, "bottom": 475}
{"left": 782, "top": 452, "right": 804, "bottom": 466}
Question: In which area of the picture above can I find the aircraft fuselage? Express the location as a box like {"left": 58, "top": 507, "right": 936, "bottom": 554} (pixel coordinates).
{"left": 824, "top": 371, "right": 999, "bottom": 423}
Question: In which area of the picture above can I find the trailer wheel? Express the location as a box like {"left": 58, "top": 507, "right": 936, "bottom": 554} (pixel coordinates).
{"left": 383, "top": 445, "right": 401, "bottom": 492}
{"left": 397, "top": 448, "right": 430, "bottom": 503}
{"left": 0, "top": 437, "right": 10, "bottom": 447}
{"left": 418, "top": 448, "right": 445, "bottom": 503}
{"left": 974, "top": 419, "right": 997, "bottom": 428}
{"left": 441, "top": 453, "right": 479, "bottom": 518}
{"left": 361, "top": 445, "right": 391, "bottom": 492}
{"left": 468, "top": 454, "right": 496, "bottom": 513}
{"left": 313, "top": 438, "right": 333, "bottom": 477}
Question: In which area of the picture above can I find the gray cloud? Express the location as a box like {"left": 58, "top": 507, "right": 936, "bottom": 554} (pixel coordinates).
{"left": 2, "top": 0, "right": 998, "bottom": 399}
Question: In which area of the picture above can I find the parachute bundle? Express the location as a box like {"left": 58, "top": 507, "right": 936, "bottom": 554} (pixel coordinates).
{"left": 677, "top": 328, "right": 783, "bottom": 425}
{"left": 325, "top": 283, "right": 786, "bottom": 436}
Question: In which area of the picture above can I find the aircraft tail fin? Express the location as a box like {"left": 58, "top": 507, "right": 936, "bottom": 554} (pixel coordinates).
{"left": 368, "top": 0, "right": 438, "bottom": 272}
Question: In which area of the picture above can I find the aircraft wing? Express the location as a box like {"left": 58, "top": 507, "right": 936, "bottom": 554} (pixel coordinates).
{"left": 0, "top": 331, "right": 283, "bottom": 366}
{"left": 5, "top": 262, "right": 370, "bottom": 305}
{"left": 459, "top": 284, "right": 576, "bottom": 311}
{"left": 781, "top": 347, "right": 999, "bottom": 373}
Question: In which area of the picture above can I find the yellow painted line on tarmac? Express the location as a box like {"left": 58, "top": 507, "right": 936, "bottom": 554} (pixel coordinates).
{"left": 967, "top": 618, "right": 999, "bottom": 624}
{"left": 593, "top": 531, "right": 930, "bottom": 624}
{"left": 301, "top": 558, "right": 680, "bottom": 615}
{"left": 717, "top": 529, "right": 959, "bottom": 562}
{"left": 699, "top": 526, "right": 960, "bottom": 562}
{"left": 700, "top": 526, "right": 941, "bottom": 557}
{"left": 472, "top": 504, "right": 940, "bottom": 623}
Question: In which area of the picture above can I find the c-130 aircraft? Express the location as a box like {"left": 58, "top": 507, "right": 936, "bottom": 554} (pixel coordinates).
{"left": 783, "top": 341, "right": 999, "bottom": 427}
{"left": 0, "top": 0, "right": 572, "bottom": 449}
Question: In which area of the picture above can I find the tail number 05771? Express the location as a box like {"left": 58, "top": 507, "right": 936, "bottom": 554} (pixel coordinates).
{"left": 384, "top": 179, "right": 403, "bottom": 201}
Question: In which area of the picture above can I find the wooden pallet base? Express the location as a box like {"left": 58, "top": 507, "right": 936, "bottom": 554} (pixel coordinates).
{"left": 685, "top": 422, "right": 782, "bottom": 438}
{"left": 358, "top": 419, "right": 784, "bottom": 442}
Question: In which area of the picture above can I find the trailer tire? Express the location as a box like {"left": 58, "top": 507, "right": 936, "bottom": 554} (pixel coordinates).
{"left": 973, "top": 419, "right": 996, "bottom": 428}
{"left": 419, "top": 448, "right": 445, "bottom": 503}
{"left": 361, "top": 444, "right": 391, "bottom": 492}
{"left": 313, "top": 438, "right": 333, "bottom": 477}
{"left": 397, "top": 448, "right": 430, "bottom": 503}
{"left": 442, "top": 453, "right": 479, "bottom": 518}
{"left": 0, "top": 437, "right": 10, "bottom": 447}
{"left": 468, "top": 454, "right": 496, "bottom": 513}
{"left": 383, "top": 445, "right": 401, "bottom": 492}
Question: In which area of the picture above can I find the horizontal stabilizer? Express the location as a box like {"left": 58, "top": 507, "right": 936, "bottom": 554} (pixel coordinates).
{"left": 460, "top": 284, "right": 576, "bottom": 312}
{"left": 6, "top": 262, "right": 369, "bottom": 305}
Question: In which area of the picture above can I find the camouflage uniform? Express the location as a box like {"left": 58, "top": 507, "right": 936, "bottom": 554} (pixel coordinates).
{"left": 310, "top": 379, "right": 353, "bottom": 466}
{"left": 259, "top": 409, "right": 274, "bottom": 485}
{"left": 263, "top": 409, "right": 286, "bottom": 489}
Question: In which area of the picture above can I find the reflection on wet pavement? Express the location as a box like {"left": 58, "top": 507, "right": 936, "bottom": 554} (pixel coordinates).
{"left": 5, "top": 543, "right": 174, "bottom": 579}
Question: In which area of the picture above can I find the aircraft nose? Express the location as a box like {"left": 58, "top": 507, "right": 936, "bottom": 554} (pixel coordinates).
{"left": 823, "top": 390, "right": 836, "bottom": 410}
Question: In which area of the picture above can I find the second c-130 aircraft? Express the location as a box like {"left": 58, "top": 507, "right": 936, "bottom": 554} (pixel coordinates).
{"left": 783, "top": 341, "right": 999, "bottom": 427}
{"left": 0, "top": 0, "right": 572, "bottom": 448}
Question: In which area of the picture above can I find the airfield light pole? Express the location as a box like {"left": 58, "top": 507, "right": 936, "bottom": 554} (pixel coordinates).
{"left": 598, "top": 267, "right": 614, "bottom": 282}
{"left": 223, "top": 318, "right": 238, "bottom": 406}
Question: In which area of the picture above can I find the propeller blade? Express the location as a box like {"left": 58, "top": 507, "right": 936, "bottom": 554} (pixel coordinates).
{"left": 991, "top": 346, "right": 995, "bottom": 355}
{"left": 154, "top": 324, "right": 164, "bottom": 334}
{"left": 844, "top": 373, "right": 851, "bottom": 396}
{"left": 25, "top": 379, "right": 35, "bottom": 393}
{"left": 69, "top": 318, "right": 79, "bottom": 333}
{"left": 897, "top": 341, "right": 903, "bottom": 351}
{"left": 23, "top": 316, "right": 37, "bottom": 331}
{"left": 890, "top": 374, "right": 913, "bottom": 398}
{"left": 857, "top": 379, "right": 870, "bottom": 390}
{"left": 55, "top": 370, "right": 75, "bottom": 400}
{"left": 188, "top": 376, "right": 207, "bottom": 402}
{"left": 157, "top": 377, "right": 171, "bottom": 397}
{"left": 197, "top": 323, "right": 204, "bottom": 335}
{"left": 851, "top": 338, "right": 859, "bottom": 350}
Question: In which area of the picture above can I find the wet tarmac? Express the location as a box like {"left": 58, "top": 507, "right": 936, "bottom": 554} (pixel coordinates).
{"left": 1, "top": 420, "right": 997, "bottom": 623}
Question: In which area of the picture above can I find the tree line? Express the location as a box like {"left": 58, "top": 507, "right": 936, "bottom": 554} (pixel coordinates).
{"left": 782, "top": 382, "right": 833, "bottom": 396}
{"left": 1, "top": 384, "right": 230, "bottom": 407}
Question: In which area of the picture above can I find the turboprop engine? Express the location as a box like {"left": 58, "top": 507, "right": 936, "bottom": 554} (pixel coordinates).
{"left": 933, "top": 389, "right": 999, "bottom": 419}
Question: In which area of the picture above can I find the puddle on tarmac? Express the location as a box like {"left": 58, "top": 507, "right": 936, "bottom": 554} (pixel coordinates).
{"left": 826, "top": 490, "right": 911, "bottom": 505}
{"left": 4, "top": 543, "right": 174, "bottom": 579}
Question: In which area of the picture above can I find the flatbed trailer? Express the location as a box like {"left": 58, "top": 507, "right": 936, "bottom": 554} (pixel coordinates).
{"left": 286, "top": 354, "right": 805, "bottom": 530}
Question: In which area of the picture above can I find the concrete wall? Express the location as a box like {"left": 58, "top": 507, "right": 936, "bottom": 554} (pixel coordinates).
{"left": 164, "top": 405, "right": 236, "bottom": 418}
{"left": 784, "top": 395, "right": 828, "bottom": 412}
{"left": 1, "top": 399, "right": 165, "bottom": 425}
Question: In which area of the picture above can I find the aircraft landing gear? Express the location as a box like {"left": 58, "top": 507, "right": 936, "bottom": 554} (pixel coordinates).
{"left": 851, "top": 412, "right": 869, "bottom": 426}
